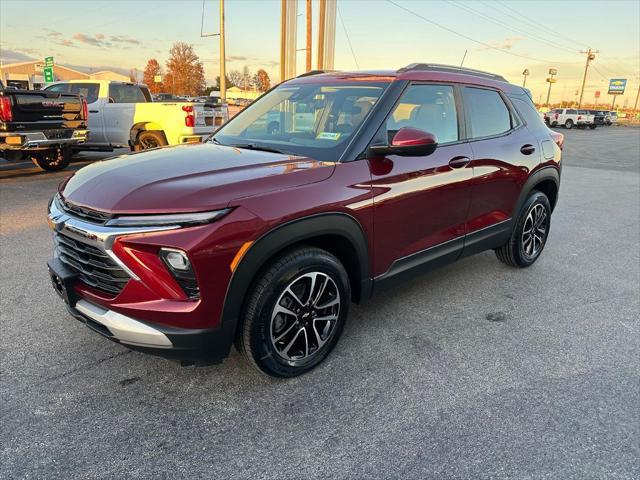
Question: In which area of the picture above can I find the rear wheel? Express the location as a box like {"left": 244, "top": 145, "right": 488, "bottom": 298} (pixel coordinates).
{"left": 133, "top": 130, "right": 167, "bottom": 151}
{"left": 495, "top": 190, "right": 551, "bottom": 268}
{"left": 31, "top": 147, "right": 71, "bottom": 171}
{"left": 239, "top": 246, "right": 350, "bottom": 377}
{"left": 589, "top": 124, "right": 597, "bottom": 129}
{"left": 564, "top": 119, "right": 574, "bottom": 129}
{"left": 551, "top": 121, "right": 558, "bottom": 127}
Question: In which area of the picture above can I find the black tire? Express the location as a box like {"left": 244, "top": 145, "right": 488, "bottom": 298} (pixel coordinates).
{"left": 239, "top": 246, "right": 350, "bottom": 377}
{"left": 551, "top": 121, "right": 558, "bottom": 127}
{"left": 589, "top": 124, "right": 597, "bottom": 130}
{"left": 31, "top": 147, "right": 71, "bottom": 171}
{"left": 495, "top": 190, "right": 551, "bottom": 268}
{"left": 564, "top": 119, "right": 574, "bottom": 129}
{"left": 133, "top": 130, "right": 168, "bottom": 151}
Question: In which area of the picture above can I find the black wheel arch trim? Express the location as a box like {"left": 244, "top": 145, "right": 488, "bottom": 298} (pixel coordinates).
{"left": 215, "top": 212, "right": 372, "bottom": 358}
{"left": 513, "top": 166, "right": 560, "bottom": 216}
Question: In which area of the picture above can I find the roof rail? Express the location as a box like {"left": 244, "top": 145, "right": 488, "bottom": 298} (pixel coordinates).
{"left": 398, "top": 63, "right": 508, "bottom": 82}
{"left": 296, "top": 70, "right": 335, "bottom": 78}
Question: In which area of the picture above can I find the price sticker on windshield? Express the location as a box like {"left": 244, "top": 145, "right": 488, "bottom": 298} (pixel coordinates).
{"left": 317, "top": 132, "right": 341, "bottom": 141}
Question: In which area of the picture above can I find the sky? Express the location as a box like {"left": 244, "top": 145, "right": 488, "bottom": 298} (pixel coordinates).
{"left": 1, "top": 0, "right": 639, "bottom": 106}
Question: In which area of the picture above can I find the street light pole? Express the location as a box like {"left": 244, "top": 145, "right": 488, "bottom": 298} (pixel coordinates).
{"left": 306, "top": 0, "right": 312, "bottom": 72}
{"left": 578, "top": 48, "right": 597, "bottom": 108}
{"left": 522, "top": 68, "right": 529, "bottom": 87}
{"left": 546, "top": 68, "right": 557, "bottom": 108}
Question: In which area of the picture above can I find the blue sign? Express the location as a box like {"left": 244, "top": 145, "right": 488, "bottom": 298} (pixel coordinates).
{"left": 608, "top": 78, "right": 627, "bottom": 95}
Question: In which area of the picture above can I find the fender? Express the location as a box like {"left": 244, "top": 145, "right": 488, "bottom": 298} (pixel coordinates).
{"left": 512, "top": 165, "right": 560, "bottom": 217}
{"left": 214, "top": 213, "right": 372, "bottom": 357}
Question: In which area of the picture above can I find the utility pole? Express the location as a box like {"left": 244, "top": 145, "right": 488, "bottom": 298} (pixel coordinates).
{"left": 522, "top": 68, "right": 529, "bottom": 87}
{"left": 634, "top": 83, "right": 640, "bottom": 112}
{"left": 306, "top": 0, "right": 312, "bottom": 72}
{"left": 317, "top": 0, "right": 326, "bottom": 70}
{"left": 219, "top": 0, "right": 226, "bottom": 102}
{"left": 578, "top": 48, "right": 598, "bottom": 108}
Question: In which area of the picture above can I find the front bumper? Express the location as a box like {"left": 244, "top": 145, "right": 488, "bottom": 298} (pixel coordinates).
{"left": 0, "top": 129, "right": 89, "bottom": 150}
{"left": 67, "top": 299, "right": 226, "bottom": 364}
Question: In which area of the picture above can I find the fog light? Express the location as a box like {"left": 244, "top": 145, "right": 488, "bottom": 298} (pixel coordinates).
{"left": 159, "top": 248, "right": 200, "bottom": 299}
{"left": 162, "top": 249, "right": 190, "bottom": 271}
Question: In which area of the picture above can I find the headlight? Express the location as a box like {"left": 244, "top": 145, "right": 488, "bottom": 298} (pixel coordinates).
{"left": 104, "top": 209, "right": 231, "bottom": 227}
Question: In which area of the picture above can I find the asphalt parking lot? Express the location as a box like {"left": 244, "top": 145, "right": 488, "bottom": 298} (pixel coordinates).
{"left": 1, "top": 127, "right": 639, "bottom": 479}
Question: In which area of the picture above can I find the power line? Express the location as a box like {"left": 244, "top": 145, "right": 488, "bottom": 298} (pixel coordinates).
{"left": 385, "top": 0, "right": 576, "bottom": 65}
{"left": 337, "top": 5, "right": 359, "bottom": 69}
{"left": 446, "top": 0, "right": 578, "bottom": 55}
{"left": 492, "top": 1, "right": 588, "bottom": 50}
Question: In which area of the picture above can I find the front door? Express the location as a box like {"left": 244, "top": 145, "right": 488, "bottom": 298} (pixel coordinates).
{"left": 368, "top": 83, "right": 474, "bottom": 277}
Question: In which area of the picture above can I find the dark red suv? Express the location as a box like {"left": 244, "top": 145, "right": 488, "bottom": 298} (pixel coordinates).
{"left": 47, "top": 64, "right": 563, "bottom": 377}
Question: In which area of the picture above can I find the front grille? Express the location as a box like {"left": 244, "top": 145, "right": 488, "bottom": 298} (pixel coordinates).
{"left": 55, "top": 232, "right": 129, "bottom": 295}
{"left": 59, "top": 198, "right": 112, "bottom": 225}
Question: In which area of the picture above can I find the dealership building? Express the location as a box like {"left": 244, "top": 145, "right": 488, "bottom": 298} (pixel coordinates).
{"left": 0, "top": 60, "right": 129, "bottom": 90}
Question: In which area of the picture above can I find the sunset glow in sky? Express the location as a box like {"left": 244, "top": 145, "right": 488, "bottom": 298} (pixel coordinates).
{"left": 1, "top": 0, "right": 639, "bottom": 105}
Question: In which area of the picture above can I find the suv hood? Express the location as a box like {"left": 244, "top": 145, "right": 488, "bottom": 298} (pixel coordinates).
{"left": 61, "top": 143, "right": 336, "bottom": 213}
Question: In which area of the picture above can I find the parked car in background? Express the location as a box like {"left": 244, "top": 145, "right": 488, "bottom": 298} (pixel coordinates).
{"left": 546, "top": 108, "right": 594, "bottom": 129}
{"left": 587, "top": 110, "right": 606, "bottom": 126}
{"left": 47, "top": 64, "right": 563, "bottom": 377}
{"left": 44, "top": 81, "right": 217, "bottom": 151}
{"left": 0, "top": 80, "right": 88, "bottom": 171}
{"left": 606, "top": 111, "right": 618, "bottom": 125}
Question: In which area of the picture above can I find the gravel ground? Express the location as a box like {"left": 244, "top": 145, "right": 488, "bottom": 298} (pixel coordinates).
{"left": 1, "top": 127, "right": 638, "bottom": 479}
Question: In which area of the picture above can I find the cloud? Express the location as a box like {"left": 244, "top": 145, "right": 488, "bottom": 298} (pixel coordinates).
{"left": 0, "top": 49, "right": 35, "bottom": 63}
{"left": 484, "top": 35, "right": 525, "bottom": 51}
{"left": 227, "top": 55, "right": 248, "bottom": 62}
{"left": 110, "top": 35, "right": 142, "bottom": 45}
{"left": 73, "top": 32, "right": 105, "bottom": 46}
{"left": 95, "top": 33, "right": 105, "bottom": 40}
{"left": 56, "top": 39, "right": 77, "bottom": 48}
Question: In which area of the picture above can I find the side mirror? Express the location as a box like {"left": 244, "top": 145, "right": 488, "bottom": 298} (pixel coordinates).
{"left": 369, "top": 127, "right": 438, "bottom": 157}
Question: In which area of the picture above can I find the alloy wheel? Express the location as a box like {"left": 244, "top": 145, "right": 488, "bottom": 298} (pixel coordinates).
{"left": 270, "top": 272, "right": 340, "bottom": 362}
{"left": 521, "top": 204, "right": 547, "bottom": 260}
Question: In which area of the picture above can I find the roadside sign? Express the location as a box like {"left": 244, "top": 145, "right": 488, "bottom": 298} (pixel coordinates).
{"left": 608, "top": 78, "right": 627, "bottom": 95}
{"left": 154, "top": 75, "right": 162, "bottom": 83}
{"left": 44, "top": 56, "right": 54, "bottom": 67}
{"left": 595, "top": 91, "right": 600, "bottom": 98}
{"left": 43, "top": 67, "right": 54, "bottom": 83}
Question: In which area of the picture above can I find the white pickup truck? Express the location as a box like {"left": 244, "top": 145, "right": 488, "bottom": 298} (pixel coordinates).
{"left": 545, "top": 108, "right": 595, "bottom": 129}
{"left": 43, "top": 80, "right": 226, "bottom": 151}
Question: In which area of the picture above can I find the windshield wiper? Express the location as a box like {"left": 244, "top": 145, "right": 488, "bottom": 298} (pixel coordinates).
{"left": 229, "top": 143, "right": 292, "bottom": 155}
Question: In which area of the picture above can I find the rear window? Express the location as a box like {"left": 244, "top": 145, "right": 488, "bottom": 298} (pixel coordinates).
{"left": 463, "top": 87, "right": 513, "bottom": 138}
{"left": 45, "top": 82, "right": 99, "bottom": 104}
{"left": 108, "top": 84, "right": 151, "bottom": 103}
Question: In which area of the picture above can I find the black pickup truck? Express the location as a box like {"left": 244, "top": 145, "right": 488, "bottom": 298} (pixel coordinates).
{"left": 0, "top": 80, "right": 88, "bottom": 171}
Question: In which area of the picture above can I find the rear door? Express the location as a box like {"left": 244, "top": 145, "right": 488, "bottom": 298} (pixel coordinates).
{"left": 102, "top": 84, "right": 150, "bottom": 146}
{"left": 462, "top": 86, "right": 541, "bottom": 250}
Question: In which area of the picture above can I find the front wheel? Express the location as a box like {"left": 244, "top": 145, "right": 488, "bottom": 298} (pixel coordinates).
{"left": 564, "top": 119, "right": 574, "bottom": 129}
{"left": 495, "top": 190, "right": 551, "bottom": 268}
{"left": 239, "top": 246, "right": 350, "bottom": 377}
{"left": 31, "top": 147, "right": 71, "bottom": 171}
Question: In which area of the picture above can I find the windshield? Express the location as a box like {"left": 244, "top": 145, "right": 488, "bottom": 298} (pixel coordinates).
{"left": 212, "top": 81, "right": 389, "bottom": 161}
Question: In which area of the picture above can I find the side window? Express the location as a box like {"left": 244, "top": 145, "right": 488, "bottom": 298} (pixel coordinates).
{"left": 463, "top": 87, "right": 512, "bottom": 138}
{"left": 567, "top": 109, "right": 577, "bottom": 115}
{"left": 386, "top": 84, "right": 458, "bottom": 144}
{"left": 108, "top": 84, "right": 147, "bottom": 103}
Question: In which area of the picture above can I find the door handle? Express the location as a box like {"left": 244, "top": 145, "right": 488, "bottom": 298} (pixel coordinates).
{"left": 520, "top": 144, "right": 536, "bottom": 155}
{"left": 449, "top": 156, "right": 471, "bottom": 168}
